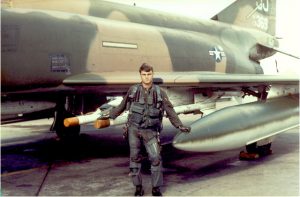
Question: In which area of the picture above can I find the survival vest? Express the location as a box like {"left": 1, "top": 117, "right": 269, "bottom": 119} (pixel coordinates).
{"left": 127, "top": 84, "right": 163, "bottom": 130}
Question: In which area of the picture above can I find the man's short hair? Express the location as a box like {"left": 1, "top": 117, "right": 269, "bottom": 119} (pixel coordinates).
{"left": 139, "top": 63, "right": 153, "bottom": 73}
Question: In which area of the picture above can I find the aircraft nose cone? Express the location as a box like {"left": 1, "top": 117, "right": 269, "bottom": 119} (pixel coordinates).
{"left": 172, "top": 131, "right": 190, "bottom": 146}
{"left": 172, "top": 131, "right": 191, "bottom": 149}
{"left": 172, "top": 125, "right": 207, "bottom": 152}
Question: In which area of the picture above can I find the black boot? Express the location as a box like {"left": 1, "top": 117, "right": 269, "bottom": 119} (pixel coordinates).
{"left": 134, "top": 185, "right": 144, "bottom": 196}
{"left": 152, "top": 187, "right": 162, "bottom": 196}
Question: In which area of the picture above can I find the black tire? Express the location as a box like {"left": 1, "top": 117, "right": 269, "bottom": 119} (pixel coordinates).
{"left": 56, "top": 122, "right": 80, "bottom": 140}
{"left": 257, "top": 143, "right": 272, "bottom": 155}
{"left": 246, "top": 142, "right": 272, "bottom": 155}
{"left": 53, "top": 109, "right": 81, "bottom": 140}
{"left": 246, "top": 142, "right": 258, "bottom": 153}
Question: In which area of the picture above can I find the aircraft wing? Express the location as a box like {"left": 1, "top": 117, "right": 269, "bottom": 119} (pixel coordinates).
{"left": 63, "top": 71, "right": 299, "bottom": 90}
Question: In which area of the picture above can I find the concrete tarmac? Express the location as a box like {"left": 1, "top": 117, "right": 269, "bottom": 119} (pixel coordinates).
{"left": 1, "top": 115, "right": 299, "bottom": 196}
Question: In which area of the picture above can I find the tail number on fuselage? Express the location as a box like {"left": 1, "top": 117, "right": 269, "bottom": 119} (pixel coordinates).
{"left": 256, "top": 0, "right": 269, "bottom": 13}
{"left": 253, "top": 15, "right": 268, "bottom": 31}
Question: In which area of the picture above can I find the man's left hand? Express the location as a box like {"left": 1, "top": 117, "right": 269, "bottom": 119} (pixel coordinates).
{"left": 178, "top": 125, "right": 191, "bottom": 133}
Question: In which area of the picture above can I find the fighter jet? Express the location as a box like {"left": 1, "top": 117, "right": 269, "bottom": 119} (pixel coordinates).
{"left": 1, "top": 0, "right": 299, "bottom": 159}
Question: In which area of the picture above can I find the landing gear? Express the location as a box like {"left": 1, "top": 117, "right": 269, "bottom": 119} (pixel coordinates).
{"left": 50, "top": 100, "right": 80, "bottom": 140}
{"left": 239, "top": 142, "right": 272, "bottom": 160}
{"left": 50, "top": 94, "right": 105, "bottom": 140}
{"left": 52, "top": 110, "right": 80, "bottom": 140}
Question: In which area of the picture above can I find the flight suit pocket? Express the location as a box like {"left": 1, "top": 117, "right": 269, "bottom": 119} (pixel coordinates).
{"left": 129, "top": 103, "right": 144, "bottom": 124}
{"left": 131, "top": 104, "right": 144, "bottom": 115}
{"left": 148, "top": 108, "right": 161, "bottom": 118}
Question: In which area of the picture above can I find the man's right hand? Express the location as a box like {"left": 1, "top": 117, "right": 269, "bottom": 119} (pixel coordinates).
{"left": 178, "top": 125, "right": 191, "bottom": 133}
{"left": 97, "top": 111, "right": 110, "bottom": 120}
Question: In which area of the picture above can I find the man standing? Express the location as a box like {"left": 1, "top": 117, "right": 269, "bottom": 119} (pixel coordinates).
{"left": 107, "top": 63, "right": 190, "bottom": 196}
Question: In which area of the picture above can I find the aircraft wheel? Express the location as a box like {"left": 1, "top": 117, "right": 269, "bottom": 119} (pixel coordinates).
{"left": 257, "top": 143, "right": 272, "bottom": 156}
{"left": 239, "top": 143, "right": 260, "bottom": 160}
{"left": 246, "top": 142, "right": 258, "bottom": 153}
{"left": 246, "top": 142, "right": 272, "bottom": 155}
{"left": 52, "top": 109, "right": 81, "bottom": 140}
{"left": 56, "top": 121, "right": 80, "bottom": 140}
{"left": 240, "top": 142, "right": 272, "bottom": 160}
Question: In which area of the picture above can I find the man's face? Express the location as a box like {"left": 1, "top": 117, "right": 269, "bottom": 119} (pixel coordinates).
{"left": 140, "top": 70, "right": 153, "bottom": 86}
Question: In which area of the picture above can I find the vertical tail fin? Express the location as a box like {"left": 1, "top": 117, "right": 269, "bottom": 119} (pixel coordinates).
{"left": 212, "top": 0, "right": 276, "bottom": 36}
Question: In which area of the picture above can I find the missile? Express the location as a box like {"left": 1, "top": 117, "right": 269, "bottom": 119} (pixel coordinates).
{"left": 63, "top": 109, "right": 129, "bottom": 129}
{"left": 63, "top": 97, "right": 124, "bottom": 128}
{"left": 173, "top": 95, "right": 299, "bottom": 152}
{"left": 64, "top": 108, "right": 102, "bottom": 127}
